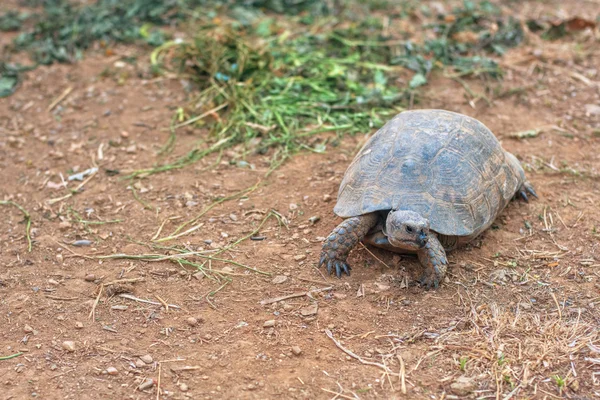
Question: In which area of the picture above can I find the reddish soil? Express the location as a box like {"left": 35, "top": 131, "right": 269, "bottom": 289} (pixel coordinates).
{"left": 1, "top": 1, "right": 600, "bottom": 399}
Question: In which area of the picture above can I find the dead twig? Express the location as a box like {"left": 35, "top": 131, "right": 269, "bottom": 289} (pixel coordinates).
{"left": 47, "top": 86, "right": 73, "bottom": 112}
{"left": 118, "top": 293, "right": 181, "bottom": 309}
{"left": 325, "top": 329, "right": 393, "bottom": 374}
{"left": 89, "top": 284, "right": 103, "bottom": 320}
{"left": 260, "top": 286, "right": 333, "bottom": 305}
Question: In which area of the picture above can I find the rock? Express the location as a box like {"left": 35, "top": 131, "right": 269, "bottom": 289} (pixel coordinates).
{"left": 585, "top": 104, "right": 600, "bottom": 116}
{"left": 84, "top": 274, "right": 96, "bottom": 282}
{"left": 271, "top": 275, "right": 288, "bottom": 284}
{"left": 75, "top": 321, "right": 84, "bottom": 329}
{"left": 24, "top": 325, "right": 34, "bottom": 333}
{"left": 106, "top": 367, "right": 118, "bottom": 375}
{"left": 263, "top": 320, "right": 276, "bottom": 328}
{"left": 135, "top": 359, "right": 146, "bottom": 368}
{"left": 291, "top": 346, "right": 302, "bottom": 356}
{"left": 140, "top": 354, "right": 153, "bottom": 364}
{"left": 62, "top": 341, "right": 76, "bottom": 352}
{"left": 138, "top": 378, "right": 154, "bottom": 391}
{"left": 180, "top": 383, "right": 189, "bottom": 392}
{"left": 58, "top": 221, "right": 72, "bottom": 231}
{"left": 322, "top": 194, "right": 332, "bottom": 202}
{"left": 186, "top": 317, "right": 199, "bottom": 326}
{"left": 193, "top": 271, "right": 205, "bottom": 280}
{"left": 289, "top": 203, "right": 298, "bottom": 210}
{"left": 450, "top": 376, "right": 477, "bottom": 396}
{"left": 300, "top": 303, "right": 318, "bottom": 316}
{"left": 282, "top": 303, "right": 294, "bottom": 311}
{"left": 294, "top": 254, "right": 307, "bottom": 261}
{"left": 308, "top": 216, "right": 320, "bottom": 224}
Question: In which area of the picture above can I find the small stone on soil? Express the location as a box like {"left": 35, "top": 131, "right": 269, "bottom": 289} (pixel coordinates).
{"left": 138, "top": 378, "right": 154, "bottom": 391}
{"left": 271, "top": 275, "right": 288, "bottom": 284}
{"left": 263, "top": 320, "right": 276, "bottom": 328}
{"left": 24, "top": 325, "right": 34, "bottom": 333}
{"left": 84, "top": 274, "right": 96, "bottom": 282}
{"left": 300, "top": 303, "right": 318, "bottom": 316}
{"left": 291, "top": 346, "right": 302, "bottom": 356}
{"left": 180, "top": 383, "right": 189, "bottom": 392}
{"left": 186, "top": 317, "right": 199, "bottom": 326}
{"left": 62, "top": 341, "right": 76, "bottom": 352}
{"left": 450, "top": 376, "right": 476, "bottom": 395}
{"left": 106, "top": 367, "right": 118, "bottom": 375}
{"left": 140, "top": 354, "right": 153, "bottom": 364}
{"left": 75, "top": 321, "right": 84, "bottom": 329}
{"left": 294, "top": 254, "right": 307, "bottom": 261}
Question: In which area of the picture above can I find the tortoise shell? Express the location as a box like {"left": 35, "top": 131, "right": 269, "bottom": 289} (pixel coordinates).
{"left": 334, "top": 109, "right": 524, "bottom": 238}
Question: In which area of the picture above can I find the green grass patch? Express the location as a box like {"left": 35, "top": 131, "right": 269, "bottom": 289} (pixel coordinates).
{"left": 137, "top": 0, "right": 524, "bottom": 175}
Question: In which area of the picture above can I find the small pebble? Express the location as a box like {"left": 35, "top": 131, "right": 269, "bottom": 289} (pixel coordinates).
{"left": 72, "top": 239, "right": 92, "bottom": 247}
{"left": 138, "top": 378, "right": 154, "bottom": 391}
{"left": 24, "top": 325, "right": 34, "bottom": 333}
{"left": 294, "top": 254, "right": 307, "bottom": 261}
{"left": 135, "top": 359, "right": 146, "bottom": 368}
{"left": 84, "top": 274, "right": 96, "bottom": 282}
{"left": 62, "top": 341, "right": 76, "bottom": 352}
{"left": 289, "top": 203, "right": 298, "bottom": 210}
{"left": 271, "top": 275, "right": 288, "bottom": 284}
{"left": 180, "top": 383, "right": 189, "bottom": 392}
{"left": 186, "top": 317, "right": 198, "bottom": 326}
{"left": 75, "top": 321, "right": 84, "bottom": 329}
{"left": 291, "top": 346, "right": 302, "bottom": 356}
{"left": 308, "top": 216, "right": 320, "bottom": 224}
{"left": 140, "top": 354, "right": 153, "bottom": 364}
{"left": 106, "top": 367, "right": 118, "bottom": 375}
{"left": 263, "top": 320, "right": 276, "bottom": 328}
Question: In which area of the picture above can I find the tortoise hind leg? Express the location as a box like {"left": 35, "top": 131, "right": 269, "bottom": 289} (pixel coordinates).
{"left": 319, "top": 213, "right": 379, "bottom": 277}
{"left": 504, "top": 151, "right": 538, "bottom": 202}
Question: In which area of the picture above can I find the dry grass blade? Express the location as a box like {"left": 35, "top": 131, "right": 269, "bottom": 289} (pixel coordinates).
{"left": 0, "top": 200, "right": 32, "bottom": 252}
{"left": 325, "top": 329, "right": 394, "bottom": 374}
{"left": 155, "top": 181, "right": 261, "bottom": 242}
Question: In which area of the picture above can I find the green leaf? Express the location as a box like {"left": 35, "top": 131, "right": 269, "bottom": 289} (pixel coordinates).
{"left": 409, "top": 73, "right": 427, "bottom": 89}
{"left": 0, "top": 76, "right": 18, "bottom": 98}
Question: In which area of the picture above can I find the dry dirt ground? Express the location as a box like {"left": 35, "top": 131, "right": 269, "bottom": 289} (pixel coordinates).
{"left": 1, "top": 2, "right": 600, "bottom": 400}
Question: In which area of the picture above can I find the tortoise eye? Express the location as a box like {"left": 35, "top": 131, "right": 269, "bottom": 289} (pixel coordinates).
{"left": 406, "top": 226, "right": 414, "bottom": 233}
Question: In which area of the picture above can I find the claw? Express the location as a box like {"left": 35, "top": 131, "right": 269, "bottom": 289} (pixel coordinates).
{"left": 319, "top": 254, "right": 326, "bottom": 268}
{"left": 342, "top": 262, "right": 350, "bottom": 276}
{"left": 519, "top": 189, "right": 529, "bottom": 203}
{"left": 526, "top": 184, "right": 538, "bottom": 198}
{"left": 334, "top": 263, "right": 341, "bottom": 278}
{"left": 326, "top": 259, "right": 334, "bottom": 275}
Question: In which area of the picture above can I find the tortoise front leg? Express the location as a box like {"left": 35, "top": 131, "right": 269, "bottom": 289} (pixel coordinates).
{"left": 319, "top": 213, "right": 379, "bottom": 277}
{"left": 416, "top": 233, "right": 448, "bottom": 289}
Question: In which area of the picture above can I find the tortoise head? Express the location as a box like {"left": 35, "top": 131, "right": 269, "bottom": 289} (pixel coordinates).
{"left": 383, "top": 210, "right": 430, "bottom": 250}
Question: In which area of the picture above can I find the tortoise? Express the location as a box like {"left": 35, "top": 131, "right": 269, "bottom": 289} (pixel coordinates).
{"left": 319, "top": 109, "right": 537, "bottom": 288}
